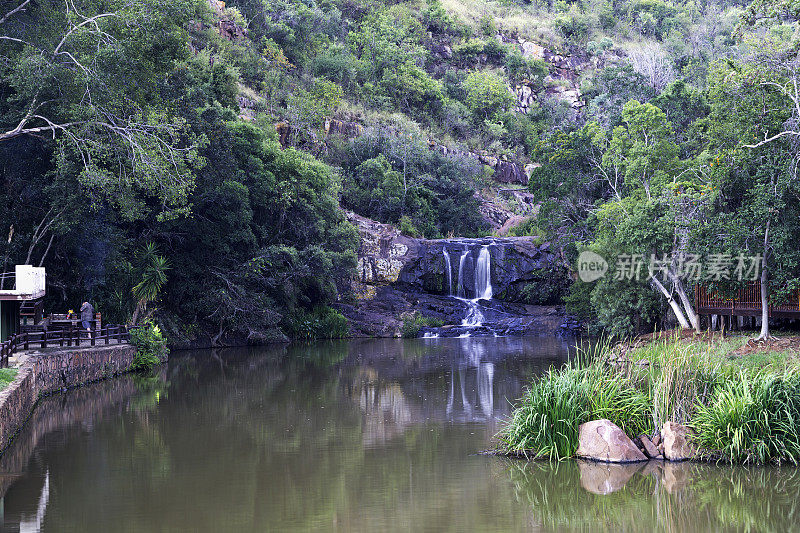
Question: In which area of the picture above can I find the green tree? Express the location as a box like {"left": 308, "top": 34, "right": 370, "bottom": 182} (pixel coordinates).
{"left": 463, "top": 71, "right": 515, "bottom": 121}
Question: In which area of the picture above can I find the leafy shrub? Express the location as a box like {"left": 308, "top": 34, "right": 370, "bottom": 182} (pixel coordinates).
{"left": 554, "top": 14, "right": 589, "bottom": 42}
{"left": 129, "top": 321, "right": 168, "bottom": 373}
{"left": 399, "top": 216, "right": 421, "bottom": 237}
{"left": 452, "top": 39, "right": 486, "bottom": 67}
{"left": 504, "top": 51, "right": 548, "bottom": 86}
{"left": 287, "top": 307, "right": 350, "bottom": 340}
{"left": 400, "top": 311, "right": 445, "bottom": 338}
{"left": 479, "top": 15, "right": 496, "bottom": 36}
{"left": 0, "top": 368, "right": 17, "bottom": 389}
{"left": 483, "top": 38, "right": 507, "bottom": 62}
{"left": 463, "top": 71, "right": 515, "bottom": 120}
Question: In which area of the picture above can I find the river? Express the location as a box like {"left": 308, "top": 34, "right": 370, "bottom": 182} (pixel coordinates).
{"left": 0, "top": 338, "right": 798, "bottom": 532}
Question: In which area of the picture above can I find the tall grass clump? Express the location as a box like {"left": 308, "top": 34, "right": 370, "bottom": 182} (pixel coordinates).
{"left": 499, "top": 340, "right": 655, "bottom": 458}
{"left": 692, "top": 370, "right": 800, "bottom": 464}
{"left": 500, "top": 334, "right": 800, "bottom": 463}
{"left": 498, "top": 366, "right": 590, "bottom": 459}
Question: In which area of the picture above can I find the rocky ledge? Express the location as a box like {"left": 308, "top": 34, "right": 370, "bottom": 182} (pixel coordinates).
{"left": 337, "top": 211, "right": 575, "bottom": 337}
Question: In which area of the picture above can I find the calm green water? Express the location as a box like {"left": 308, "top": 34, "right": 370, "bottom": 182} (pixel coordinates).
{"left": 0, "top": 337, "right": 799, "bottom": 532}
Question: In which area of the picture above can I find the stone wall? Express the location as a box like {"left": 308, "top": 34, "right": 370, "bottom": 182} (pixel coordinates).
{"left": 0, "top": 344, "right": 137, "bottom": 455}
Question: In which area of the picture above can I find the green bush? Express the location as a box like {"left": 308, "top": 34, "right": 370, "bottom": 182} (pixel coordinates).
{"left": 129, "top": 321, "right": 168, "bottom": 373}
{"left": 479, "top": 15, "right": 496, "bottom": 36}
{"left": 400, "top": 311, "right": 445, "bottom": 338}
{"left": 554, "top": 14, "right": 589, "bottom": 42}
{"left": 399, "top": 216, "right": 421, "bottom": 237}
{"left": 287, "top": 307, "right": 350, "bottom": 340}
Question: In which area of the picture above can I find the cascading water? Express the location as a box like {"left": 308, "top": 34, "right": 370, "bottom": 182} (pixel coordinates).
{"left": 456, "top": 248, "right": 469, "bottom": 298}
{"left": 452, "top": 244, "right": 493, "bottom": 331}
{"left": 474, "top": 245, "right": 492, "bottom": 300}
{"left": 443, "top": 249, "right": 453, "bottom": 296}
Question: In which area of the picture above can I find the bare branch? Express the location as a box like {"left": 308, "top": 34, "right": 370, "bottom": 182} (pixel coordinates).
{"left": 53, "top": 12, "right": 116, "bottom": 55}
{"left": 0, "top": 0, "right": 31, "bottom": 26}
{"left": 744, "top": 130, "right": 800, "bottom": 148}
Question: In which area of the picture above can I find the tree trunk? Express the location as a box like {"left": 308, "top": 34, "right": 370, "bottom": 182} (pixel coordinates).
{"left": 756, "top": 263, "right": 770, "bottom": 340}
{"left": 130, "top": 300, "right": 145, "bottom": 327}
{"left": 756, "top": 221, "right": 770, "bottom": 341}
{"left": 650, "top": 276, "right": 691, "bottom": 329}
{"left": 670, "top": 275, "right": 701, "bottom": 332}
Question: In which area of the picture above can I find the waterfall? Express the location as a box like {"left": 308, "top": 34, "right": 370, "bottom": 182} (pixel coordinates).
{"left": 456, "top": 248, "right": 469, "bottom": 298}
{"left": 474, "top": 245, "right": 492, "bottom": 300}
{"left": 443, "top": 249, "right": 453, "bottom": 296}
{"left": 461, "top": 299, "right": 484, "bottom": 327}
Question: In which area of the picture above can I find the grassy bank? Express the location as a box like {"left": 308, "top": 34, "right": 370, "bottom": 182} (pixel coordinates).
{"left": 0, "top": 368, "right": 17, "bottom": 390}
{"left": 498, "top": 334, "right": 800, "bottom": 464}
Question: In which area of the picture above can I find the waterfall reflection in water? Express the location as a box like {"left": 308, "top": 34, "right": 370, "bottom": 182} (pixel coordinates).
{"left": 1, "top": 339, "right": 797, "bottom": 532}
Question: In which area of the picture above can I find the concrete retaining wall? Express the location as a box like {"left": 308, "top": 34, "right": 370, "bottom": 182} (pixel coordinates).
{"left": 0, "top": 344, "right": 137, "bottom": 454}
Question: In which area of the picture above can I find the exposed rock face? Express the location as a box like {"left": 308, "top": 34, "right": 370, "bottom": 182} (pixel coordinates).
{"left": 208, "top": 0, "right": 247, "bottom": 41}
{"left": 337, "top": 212, "right": 569, "bottom": 337}
{"left": 515, "top": 84, "right": 536, "bottom": 115}
{"left": 493, "top": 160, "right": 529, "bottom": 185}
{"left": 661, "top": 422, "right": 696, "bottom": 461}
{"left": 477, "top": 197, "right": 513, "bottom": 229}
{"left": 520, "top": 40, "right": 546, "bottom": 60}
{"left": 345, "top": 213, "right": 563, "bottom": 301}
{"left": 345, "top": 211, "right": 420, "bottom": 300}
{"left": 396, "top": 237, "right": 562, "bottom": 300}
{"left": 325, "top": 118, "right": 363, "bottom": 138}
{"left": 576, "top": 419, "right": 648, "bottom": 463}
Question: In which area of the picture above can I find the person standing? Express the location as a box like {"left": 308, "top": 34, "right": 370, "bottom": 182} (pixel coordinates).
{"left": 80, "top": 301, "right": 94, "bottom": 340}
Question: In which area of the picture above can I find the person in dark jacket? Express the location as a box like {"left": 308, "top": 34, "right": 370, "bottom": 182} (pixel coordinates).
{"left": 80, "top": 301, "right": 94, "bottom": 339}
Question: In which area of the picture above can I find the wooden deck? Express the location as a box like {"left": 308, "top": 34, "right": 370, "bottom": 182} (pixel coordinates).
{"left": 695, "top": 282, "right": 800, "bottom": 318}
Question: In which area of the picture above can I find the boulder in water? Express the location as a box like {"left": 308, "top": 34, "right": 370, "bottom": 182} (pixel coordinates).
{"left": 576, "top": 419, "right": 648, "bottom": 463}
{"left": 661, "top": 422, "right": 695, "bottom": 461}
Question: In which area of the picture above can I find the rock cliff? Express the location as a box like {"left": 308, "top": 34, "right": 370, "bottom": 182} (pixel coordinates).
{"left": 337, "top": 212, "right": 571, "bottom": 337}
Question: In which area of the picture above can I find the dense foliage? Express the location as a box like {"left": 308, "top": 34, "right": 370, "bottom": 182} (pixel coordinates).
{"left": 2, "top": 0, "right": 800, "bottom": 341}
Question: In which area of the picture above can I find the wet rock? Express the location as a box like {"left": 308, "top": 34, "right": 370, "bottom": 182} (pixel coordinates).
{"left": 652, "top": 434, "right": 661, "bottom": 447}
{"left": 578, "top": 460, "right": 643, "bottom": 495}
{"left": 662, "top": 422, "right": 696, "bottom": 461}
{"left": 576, "top": 419, "right": 648, "bottom": 463}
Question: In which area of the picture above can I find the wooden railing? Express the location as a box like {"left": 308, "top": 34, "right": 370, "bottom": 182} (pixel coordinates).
{"left": 695, "top": 282, "right": 800, "bottom": 317}
{"left": 0, "top": 324, "right": 131, "bottom": 369}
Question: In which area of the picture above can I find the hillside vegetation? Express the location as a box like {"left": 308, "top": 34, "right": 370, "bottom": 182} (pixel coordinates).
{"left": 1, "top": 0, "right": 799, "bottom": 341}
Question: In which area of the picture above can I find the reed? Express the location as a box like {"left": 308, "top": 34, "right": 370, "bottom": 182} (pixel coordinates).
{"left": 500, "top": 334, "right": 800, "bottom": 464}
